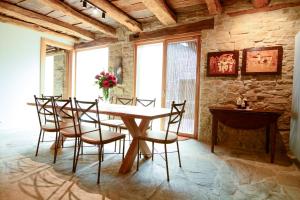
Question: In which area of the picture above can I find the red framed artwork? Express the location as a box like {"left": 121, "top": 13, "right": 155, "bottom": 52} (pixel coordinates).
{"left": 206, "top": 51, "right": 239, "bottom": 77}
{"left": 242, "top": 46, "right": 283, "bottom": 75}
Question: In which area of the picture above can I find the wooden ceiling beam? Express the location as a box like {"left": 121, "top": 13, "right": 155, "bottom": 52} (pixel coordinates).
{"left": 0, "top": 14, "right": 77, "bottom": 42}
{"left": 89, "top": 0, "right": 142, "bottom": 32}
{"left": 40, "top": 0, "right": 116, "bottom": 37}
{"left": 0, "top": 1, "right": 95, "bottom": 41}
{"left": 251, "top": 0, "right": 270, "bottom": 8}
{"left": 75, "top": 37, "right": 119, "bottom": 50}
{"left": 141, "top": 0, "right": 177, "bottom": 25}
{"left": 130, "top": 18, "right": 214, "bottom": 42}
{"left": 205, "top": 0, "right": 222, "bottom": 15}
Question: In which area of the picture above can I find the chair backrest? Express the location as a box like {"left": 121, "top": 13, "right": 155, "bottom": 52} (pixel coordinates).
{"left": 136, "top": 98, "right": 156, "bottom": 129}
{"left": 74, "top": 98, "right": 103, "bottom": 141}
{"left": 165, "top": 100, "right": 186, "bottom": 139}
{"left": 53, "top": 98, "right": 77, "bottom": 135}
{"left": 34, "top": 95, "right": 58, "bottom": 129}
{"left": 42, "top": 94, "right": 62, "bottom": 100}
{"left": 116, "top": 97, "right": 134, "bottom": 105}
{"left": 135, "top": 98, "right": 156, "bottom": 107}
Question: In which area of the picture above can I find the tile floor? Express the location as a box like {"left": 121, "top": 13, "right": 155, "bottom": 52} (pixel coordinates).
{"left": 0, "top": 128, "right": 300, "bottom": 200}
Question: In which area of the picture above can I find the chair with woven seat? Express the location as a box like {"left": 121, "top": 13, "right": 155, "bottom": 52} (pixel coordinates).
{"left": 73, "top": 98, "right": 126, "bottom": 184}
{"left": 53, "top": 98, "right": 96, "bottom": 172}
{"left": 34, "top": 95, "right": 72, "bottom": 163}
{"left": 40, "top": 94, "right": 62, "bottom": 141}
{"left": 136, "top": 100, "right": 186, "bottom": 181}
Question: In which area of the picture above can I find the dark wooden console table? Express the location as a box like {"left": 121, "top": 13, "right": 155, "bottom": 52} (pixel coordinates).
{"left": 209, "top": 106, "right": 282, "bottom": 163}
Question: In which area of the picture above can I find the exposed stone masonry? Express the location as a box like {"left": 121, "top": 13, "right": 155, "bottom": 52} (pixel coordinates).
{"left": 108, "top": 0, "right": 300, "bottom": 152}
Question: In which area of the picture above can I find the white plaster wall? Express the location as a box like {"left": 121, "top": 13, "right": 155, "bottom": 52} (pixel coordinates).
{"left": 0, "top": 22, "right": 73, "bottom": 130}
{"left": 290, "top": 32, "right": 300, "bottom": 160}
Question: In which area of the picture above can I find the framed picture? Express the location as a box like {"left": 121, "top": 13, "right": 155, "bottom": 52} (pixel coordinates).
{"left": 206, "top": 51, "right": 239, "bottom": 77}
{"left": 242, "top": 46, "right": 283, "bottom": 75}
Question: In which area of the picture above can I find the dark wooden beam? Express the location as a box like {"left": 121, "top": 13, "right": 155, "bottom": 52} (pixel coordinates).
{"left": 0, "top": 1, "right": 95, "bottom": 41}
{"left": 89, "top": 0, "right": 142, "bottom": 32}
{"left": 74, "top": 37, "right": 118, "bottom": 49}
{"left": 251, "top": 0, "right": 270, "bottom": 8}
{"left": 205, "top": 0, "right": 222, "bottom": 15}
{"left": 40, "top": 0, "right": 116, "bottom": 37}
{"left": 129, "top": 18, "right": 214, "bottom": 42}
{"left": 0, "top": 14, "right": 77, "bottom": 42}
{"left": 141, "top": 0, "right": 177, "bottom": 25}
{"left": 227, "top": 2, "right": 300, "bottom": 17}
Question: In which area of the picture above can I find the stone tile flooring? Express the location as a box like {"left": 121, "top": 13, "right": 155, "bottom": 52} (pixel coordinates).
{"left": 1, "top": 128, "right": 300, "bottom": 200}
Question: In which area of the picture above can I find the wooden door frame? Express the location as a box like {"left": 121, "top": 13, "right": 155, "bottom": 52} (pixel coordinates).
{"left": 40, "top": 38, "right": 74, "bottom": 98}
{"left": 133, "top": 34, "right": 201, "bottom": 139}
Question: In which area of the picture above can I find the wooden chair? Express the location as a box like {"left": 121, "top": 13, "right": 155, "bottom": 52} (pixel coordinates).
{"left": 73, "top": 98, "right": 126, "bottom": 184}
{"left": 136, "top": 100, "right": 186, "bottom": 181}
{"left": 34, "top": 95, "right": 72, "bottom": 163}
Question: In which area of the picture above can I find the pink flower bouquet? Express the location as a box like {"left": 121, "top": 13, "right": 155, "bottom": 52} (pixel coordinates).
{"left": 95, "top": 71, "right": 117, "bottom": 100}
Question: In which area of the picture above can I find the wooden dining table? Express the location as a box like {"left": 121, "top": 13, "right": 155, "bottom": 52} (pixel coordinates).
{"left": 28, "top": 102, "right": 172, "bottom": 174}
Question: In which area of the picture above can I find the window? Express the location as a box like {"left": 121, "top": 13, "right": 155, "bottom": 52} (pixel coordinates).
{"left": 75, "top": 47, "right": 109, "bottom": 99}
{"left": 136, "top": 43, "right": 163, "bottom": 130}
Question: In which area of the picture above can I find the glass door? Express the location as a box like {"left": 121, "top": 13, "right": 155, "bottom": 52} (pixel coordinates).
{"left": 164, "top": 38, "right": 200, "bottom": 137}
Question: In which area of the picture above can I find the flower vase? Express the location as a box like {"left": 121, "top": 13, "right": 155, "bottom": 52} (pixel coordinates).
{"left": 102, "top": 88, "right": 110, "bottom": 102}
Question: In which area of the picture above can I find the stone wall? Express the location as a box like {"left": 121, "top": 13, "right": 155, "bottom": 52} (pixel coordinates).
{"left": 200, "top": 3, "right": 300, "bottom": 151}
{"left": 108, "top": 0, "right": 300, "bottom": 151}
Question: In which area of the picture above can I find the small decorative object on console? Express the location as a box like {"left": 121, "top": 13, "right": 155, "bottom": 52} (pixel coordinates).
{"left": 236, "top": 95, "right": 248, "bottom": 109}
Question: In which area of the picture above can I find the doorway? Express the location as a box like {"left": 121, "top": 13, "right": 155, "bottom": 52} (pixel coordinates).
{"left": 40, "top": 38, "right": 73, "bottom": 98}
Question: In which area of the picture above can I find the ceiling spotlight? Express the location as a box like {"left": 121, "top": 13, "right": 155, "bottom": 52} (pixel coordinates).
{"left": 83, "top": 0, "right": 87, "bottom": 8}
{"left": 102, "top": 11, "right": 106, "bottom": 18}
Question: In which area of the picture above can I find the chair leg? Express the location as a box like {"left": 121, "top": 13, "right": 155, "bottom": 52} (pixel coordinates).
{"left": 97, "top": 144, "right": 103, "bottom": 184}
{"left": 101, "top": 145, "right": 104, "bottom": 162}
{"left": 80, "top": 140, "right": 83, "bottom": 155}
{"left": 53, "top": 132, "right": 60, "bottom": 164}
{"left": 74, "top": 139, "right": 82, "bottom": 172}
{"left": 41, "top": 130, "right": 45, "bottom": 142}
{"left": 151, "top": 142, "right": 154, "bottom": 161}
{"left": 136, "top": 139, "right": 140, "bottom": 171}
{"left": 164, "top": 144, "right": 170, "bottom": 181}
{"left": 72, "top": 137, "right": 78, "bottom": 173}
{"left": 114, "top": 141, "right": 117, "bottom": 152}
{"left": 35, "top": 129, "right": 43, "bottom": 156}
{"left": 122, "top": 138, "right": 125, "bottom": 161}
{"left": 176, "top": 141, "right": 182, "bottom": 168}
{"left": 61, "top": 135, "right": 64, "bottom": 148}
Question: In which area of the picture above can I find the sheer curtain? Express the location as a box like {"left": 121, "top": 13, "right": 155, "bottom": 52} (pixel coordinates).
{"left": 75, "top": 48, "right": 108, "bottom": 100}
{"left": 165, "top": 41, "right": 197, "bottom": 134}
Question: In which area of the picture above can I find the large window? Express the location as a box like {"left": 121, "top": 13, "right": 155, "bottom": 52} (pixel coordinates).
{"left": 136, "top": 43, "right": 163, "bottom": 130}
{"left": 135, "top": 37, "right": 200, "bottom": 138}
{"left": 75, "top": 47, "right": 109, "bottom": 99}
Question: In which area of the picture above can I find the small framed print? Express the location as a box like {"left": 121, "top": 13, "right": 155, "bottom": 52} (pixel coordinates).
{"left": 242, "top": 46, "right": 283, "bottom": 75}
{"left": 206, "top": 51, "right": 239, "bottom": 77}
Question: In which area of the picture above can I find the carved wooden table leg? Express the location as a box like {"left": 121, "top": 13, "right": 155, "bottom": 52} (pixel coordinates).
{"left": 119, "top": 117, "right": 151, "bottom": 173}
{"left": 211, "top": 115, "right": 218, "bottom": 153}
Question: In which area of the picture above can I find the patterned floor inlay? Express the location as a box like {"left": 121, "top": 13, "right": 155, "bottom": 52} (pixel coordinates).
{"left": 0, "top": 129, "right": 300, "bottom": 200}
